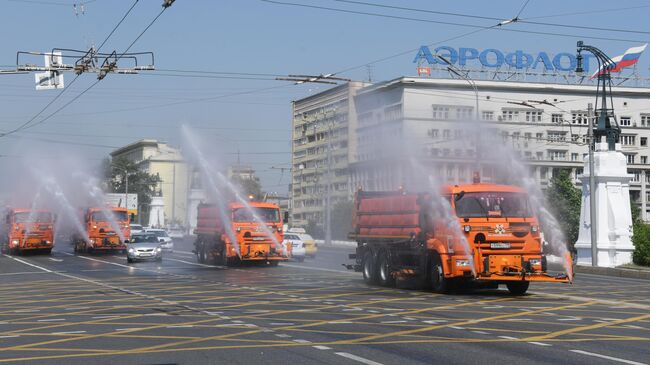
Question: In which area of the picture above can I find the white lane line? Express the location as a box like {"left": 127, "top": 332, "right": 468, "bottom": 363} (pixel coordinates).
{"left": 623, "top": 325, "right": 644, "bottom": 329}
{"left": 92, "top": 316, "right": 119, "bottom": 319}
{"left": 293, "top": 339, "right": 311, "bottom": 344}
{"left": 328, "top": 321, "right": 353, "bottom": 324}
{"left": 3, "top": 255, "right": 52, "bottom": 272}
{"left": 449, "top": 326, "right": 465, "bottom": 330}
{"left": 48, "top": 258, "right": 63, "bottom": 262}
{"left": 381, "top": 320, "right": 407, "bottom": 324}
{"left": 527, "top": 342, "right": 552, "bottom": 346}
{"left": 557, "top": 317, "right": 582, "bottom": 321}
{"left": 172, "top": 250, "right": 195, "bottom": 256}
{"left": 499, "top": 336, "right": 518, "bottom": 340}
{"left": 52, "top": 331, "right": 86, "bottom": 335}
{"left": 37, "top": 319, "right": 66, "bottom": 322}
{"left": 270, "top": 322, "right": 295, "bottom": 326}
{"left": 472, "top": 330, "right": 489, "bottom": 335}
{"left": 570, "top": 350, "right": 648, "bottom": 365}
{"left": 423, "top": 320, "right": 448, "bottom": 324}
{"left": 67, "top": 254, "right": 133, "bottom": 269}
{"left": 274, "top": 334, "right": 291, "bottom": 338}
{"left": 313, "top": 345, "right": 331, "bottom": 350}
{"left": 0, "top": 271, "right": 49, "bottom": 276}
{"left": 166, "top": 325, "right": 194, "bottom": 328}
{"left": 280, "top": 263, "right": 357, "bottom": 275}
{"left": 165, "top": 258, "right": 224, "bottom": 269}
{"left": 529, "top": 290, "right": 650, "bottom": 310}
{"left": 0, "top": 335, "right": 20, "bottom": 339}
{"left": 335, "top": 352, "right": 384, "bottom": 365}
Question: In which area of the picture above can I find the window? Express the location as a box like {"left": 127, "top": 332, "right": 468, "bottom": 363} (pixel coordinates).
{"left": 502, "top": 109, "right": 520, "bottom": 121}
{"left": 501, "top": 131, "right": 509, "bottom": 141}
{"left": 512, "top": 132, "right": 520, "bottom": 140}
{"left": 430, "top": 148, "right": 439, "bottom": 157}
{"left": 620, "top": 117, "right": 632, "bottom": 126}
{"left": 442, "top": 148, "right": 450, "bottom": 156}
{"left": 524, "top": 151, "right": 532, "bottom": 159}
{"left": 626, "top": 154, "right": 635, "bottom": 164}
{"left": 525, "top": 111, "right": 542, "bottom": 122}
{"left": 384, "top": 104, "right": 402, "bottom": 121}
{"left": 571, "top": 111, "right": 588, "bottom": 125}
{"left": 548, "top": 150, "right": 567, "bottom": 161}
{"left": 536, "top": 133, "right": 543, "bottom": 140}
{"left": 456, "top": 107, "right": 473, "bottom": 120}
{"left": 428, "top": 129, "right": 439, "bottom": 139}
{"left": 621, "top": 135, "right": 636, "bottom": 146}
{"left": 454, "top": 130, "right": 462, "bottom": 139}
{"left": 482, "top": 111, "right": 494, "bottom": 121}
{"left": 641, "top": 114, "right": 650, "bottom": 127}
{"left": 552, "top": 114, "right": 563, "bottom": 124}
{"left": 443, "top": 129, "right": 451, "bottom": 139}
{"left": 432, "top": 105, "right": 450, "bottom": 120}
{"left": 536, "top": 152, "right": 544, "bottom": 160}
{"left": 548, "top": 132, "right": 566, "bottom": 142}
{"left": 524, "top": 132, "right": 532, "bottom": 141}
{"left": 571, "top": 153, "right": 579, "bottom": 161}
{"left": 571, "top": 134, "right": 579, "bottom": 142}
{"left": 641, "top": 137, "right": 647, "bottom": 146}
{"left": 641, "top": 156, "right": 647, "bottom": 164}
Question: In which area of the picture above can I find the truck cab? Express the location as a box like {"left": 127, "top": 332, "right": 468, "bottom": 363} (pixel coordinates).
{"left": 74, "top": 207, "right": 130, "bottom": 253}
{"left": 1, "top": 209, "right": 55, "bottom": 254}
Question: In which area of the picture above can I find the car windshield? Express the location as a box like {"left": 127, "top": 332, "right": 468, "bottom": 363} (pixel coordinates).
{"left": 91, "top": 210, "right": 128, "bottom": 222}
{"left": 131, "top": 225, "right": 143, "bottom": 230}
{"left": 151, "top": 231, "right": 168, "bottom": 237}
{"left": 14, "top": 212, "right": 53, "bottom": 223}
{"left": 454, "top": 192, "right": 532, "bottom": 218}
{"left": 131, "top": 234, "right": 158, "bottom": 243}
{"left": 232, "top": 207, "right": 280, "bottom": 222}
{"left": 299, "top": 234, "right": 314, "bottom": 241}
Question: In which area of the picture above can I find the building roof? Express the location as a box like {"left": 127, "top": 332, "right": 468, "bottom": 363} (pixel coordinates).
{"left": 110, "top": 139, "right": 184, "bottom": 163}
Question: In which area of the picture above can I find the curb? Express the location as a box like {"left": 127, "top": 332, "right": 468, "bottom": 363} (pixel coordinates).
{"left": 575, "top": 265, "right": 650, "bottom": 280}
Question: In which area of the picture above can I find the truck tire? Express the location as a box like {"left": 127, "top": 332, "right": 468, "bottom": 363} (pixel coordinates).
{"left": 44, "top": 248, "right": 52, "bottom": 255}
{"left": 362, "top": 251, "right": 378, "bottom": 284}
{"left": 506, "top": 281, "right": 529, "bottom": 295}
{"left": 377, "top": 251, "right": 395, "bottom": 287}
{"left": 216, "top": 245, "right": 228, "bottom": 266}
{"left": 197, "top": 245, "right": 206, "bottom": 263}
{"left": 430, "top": 253, "right": 449, "bottom": 294}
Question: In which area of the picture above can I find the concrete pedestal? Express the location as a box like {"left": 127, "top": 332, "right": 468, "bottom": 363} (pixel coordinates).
{"left": 148, "top": 196, "right": 165, "bottom": 229}
{"left": 187, "top": 188, "right": 206, "bottom": 235}
{"left": 575, "top": 142, "right": 634, "bottom": 267}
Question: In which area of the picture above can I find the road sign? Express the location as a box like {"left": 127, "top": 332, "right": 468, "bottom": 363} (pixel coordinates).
{"left": 105, "top": 193, "right": 138, "bottom": 215}
{"left": 35, "top": 52, "right": 64, "bottom": 90}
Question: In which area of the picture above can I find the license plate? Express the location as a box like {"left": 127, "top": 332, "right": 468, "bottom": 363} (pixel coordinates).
{"left": 252, "top": 237, "right": 265, "bottom": 241}
{"left": 490, "top": 242, "right": 511, "bottom": 249}
{"left": 139, "top": 253, "right": 152, "bottom": 257}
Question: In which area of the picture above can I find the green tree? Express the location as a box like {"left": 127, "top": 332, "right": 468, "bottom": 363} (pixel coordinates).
{"left": 545, "top": 169, "right": 582, "bottom": 251}
{"left": 631, "top": 200, "right": 650, "bottom": 266}
{"left": 330, "top": 200, "right": 354, "bottom": 240}
{"left": 305, "top": 219, "right": 324, "bottom": 240}
{"left": 231, "top": 176, "right": 263, "bottom": 200}
{"left": 106, "top": 156, "right": 160, "bottom": 224}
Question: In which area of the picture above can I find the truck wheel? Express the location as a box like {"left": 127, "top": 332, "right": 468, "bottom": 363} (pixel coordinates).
{"left": 506, "top": 281, "right": 529, "bottom": 295}
{"left": 197, "top": 246, "right": 206, "bottom": 263}
{"left": 377, "top": 251, "right": 395, "bottom": 287}
{"left": 362, "top": 252, "right": 378, "bottom": 284}
{"left": 44, "top": 248, "right": 52, "bottom": 255}
{"left": 216, "top": 245, "right": 228, "bottom": 266}
{"left": 430, "top": 253, "right": 449, "bottom": 294}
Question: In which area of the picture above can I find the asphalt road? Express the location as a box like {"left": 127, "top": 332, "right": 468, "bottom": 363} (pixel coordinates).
{"left": 0, "top": 238, "right": 649, "bottom": 365}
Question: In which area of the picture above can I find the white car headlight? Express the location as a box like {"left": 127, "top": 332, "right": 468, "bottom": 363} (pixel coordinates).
{"left": 156, "top": 247, "right": 162, "bottom": 252}
{"left": 128, "top": 248, "right": 135, "bottom": 253}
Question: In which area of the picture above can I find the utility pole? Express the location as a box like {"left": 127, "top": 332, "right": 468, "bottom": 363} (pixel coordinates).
{"left": 587, "top": 103, "right": 598, "bottom": 267}
{"left": 325, "top": 123, "right": 332, "bottom": 246}
{"left": 125, "top": 171, "right": 129, "bottom": 222}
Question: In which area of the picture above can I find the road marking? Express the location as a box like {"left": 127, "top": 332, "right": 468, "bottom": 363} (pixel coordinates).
{"left": 3, "top": 255, "right": 52, "bottom": 272}
{"left": 274, "top": 334, "right": 291, "bottom": 338}
{"left": 422, "top": 320, "right": 447, "bottom": 324}
{"left": 529, "top": 290, "right": 650, "bottom": 310}
{"left": 313, "top": 345, "right": 331, "bottom": 350}
{"left": 335, "top": 352, "right": 384, "bottom": 365}
{"left": 0, "top": 335, "right": 19, "bottom": 339}
{"left": 280, "top": 263, "right": 357, "bottom": 275}
{"left": 165, "top": 258, "right": 224, "bottom": 269}
{"left": 92, "top": 316, "right": 118, "bottom": 319}
{"left": 172, "top": 250, "right": 195, "bottom": 256}
{"left": 570, "top": 350, "right": 648, "bottom": 365}
{"left": 449, "top": 326, "right": 465, "bottom": 330}
{"left": 37, "top": 319, "right": 66, "bottom": 322}
{"left": 293, "top": 339, "right": 311, "bottom": 344}
{"left": 499, "top": 336, "right": 518, "bottom": 340}
{"left": 527, "top": 342, "right": 551, "bottom": 346}
{"left": 0, "top": 271, "right": 49, "bottom": 276}
{"left": 623, "top": 325, "right": 644, "bottom": 329}
{"left": 328, "top": 321, "right": 353, "bottom": 324}
{"left": 472, "top": 331, "right": 489, "bottom": 335}
{"left": 381, "top": 320, "right": 407, "bottom": 324}
{"left": 557, "top": 317, "right": 582, "bottom": 321}
{"left": 48, "top": 258, "right": 63, "bottom": 262}
{"left": 166, "top": 325, "right": 194, "bottom": 328}
{"left": 52, "top": 331, "right": 86, "bottom": 335}
{"left": 270, "top": 322, "right": 295, "bottom": 326}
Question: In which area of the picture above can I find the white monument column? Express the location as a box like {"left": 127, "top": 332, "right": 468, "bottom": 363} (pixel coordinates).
{"left": 575, "top": 140, "right": 634, "bottom": 267}
{"left": 148, "top": 195, "right": 165, "bottom": 229}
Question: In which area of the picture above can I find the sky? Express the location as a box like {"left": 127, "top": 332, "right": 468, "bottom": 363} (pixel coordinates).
{"left": 0, "top": 0, "right": 649, "bottom": 195}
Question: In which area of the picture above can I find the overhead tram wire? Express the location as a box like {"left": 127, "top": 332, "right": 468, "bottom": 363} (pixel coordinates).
{"left": 13, "top": 1, "right": 174, "bottom": 135}
{"left": 329, "top": 0, "right": 650, "bottom": 36}
{"left": 260, "top": 1, "right": 648, "bottom": 44}
{"left": 0, "top": 0, "right": 141, "bottom": 138}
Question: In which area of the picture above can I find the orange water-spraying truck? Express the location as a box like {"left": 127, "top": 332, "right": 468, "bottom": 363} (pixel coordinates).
{"left": 194, "top": 201, "right": 288, "bottom": 265}
{"left": 1, "top": 208, "right": 55, "bottom": 254}
{"left": 346, "top": 179, "right": 572, "bottom": 294}
{"left": 73, "top": 207, "right": 130, "bottom": 253}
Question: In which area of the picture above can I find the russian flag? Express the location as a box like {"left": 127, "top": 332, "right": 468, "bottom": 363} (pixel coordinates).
{"left": 590, "top": 44, "right": 647, "bottom": 79}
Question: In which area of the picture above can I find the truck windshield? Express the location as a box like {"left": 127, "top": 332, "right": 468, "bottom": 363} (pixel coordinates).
{"left": 232, "top": 208, "right": 280, "bottom": 222}
{"left": 14, "top": 212, "right": 52, "bottom": 223}
{"left": 91, "top": 210, "right": 128, "bottom": 222}
{"left": 454, "top": 192, "right": 532, "bottom": 218}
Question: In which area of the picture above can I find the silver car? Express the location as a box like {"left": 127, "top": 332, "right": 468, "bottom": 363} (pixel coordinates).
{"left": 127, "top": 233, "right": 162, "bottom": 263}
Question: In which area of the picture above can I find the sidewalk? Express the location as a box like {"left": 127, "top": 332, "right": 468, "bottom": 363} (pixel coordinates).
{"left": 575, "top": 264, "right": 650, "bottom": 280}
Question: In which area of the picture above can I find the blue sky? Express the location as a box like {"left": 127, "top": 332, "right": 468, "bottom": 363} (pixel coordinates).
{"left": 0, "top": 0, "right": 648, "bottom": 194}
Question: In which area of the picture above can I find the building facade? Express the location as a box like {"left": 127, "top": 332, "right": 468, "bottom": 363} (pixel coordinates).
{"left": 354, "top": 77, "right": 650, "bottom": 219}
{"left": 291, "top": 78, "right": 650, "bottom": 221}
{"left": 110, "top": 140, "right": 190, "bottom": 227}
{"left": 290, "top": 81, "right": 369, "bottom": 227}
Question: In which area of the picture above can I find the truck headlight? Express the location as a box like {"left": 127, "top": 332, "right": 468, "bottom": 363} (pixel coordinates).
{"left": 456, "top": 259, "right": 471, "bottom": 267}
{"left": 11, "top": 240, "right": 19, "bottom": 245}
{"left": 529, "top": 258, "right": 542, "bottom": 266}
{"left": 531, "top": 225, "right": 539, "bottom": 233}
{"left": 463, "top": 225, "right": 471, "bottom": 233}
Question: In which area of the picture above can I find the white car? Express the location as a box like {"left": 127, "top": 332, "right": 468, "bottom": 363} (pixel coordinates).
{"left": 283, "top": 233, "right": 306, "bottom": 262}
{"left": 130, "top": 224, "right": 144, "bottom": 235}
{"left": 145, "top": 229, "right": 174, "bottom": 252}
